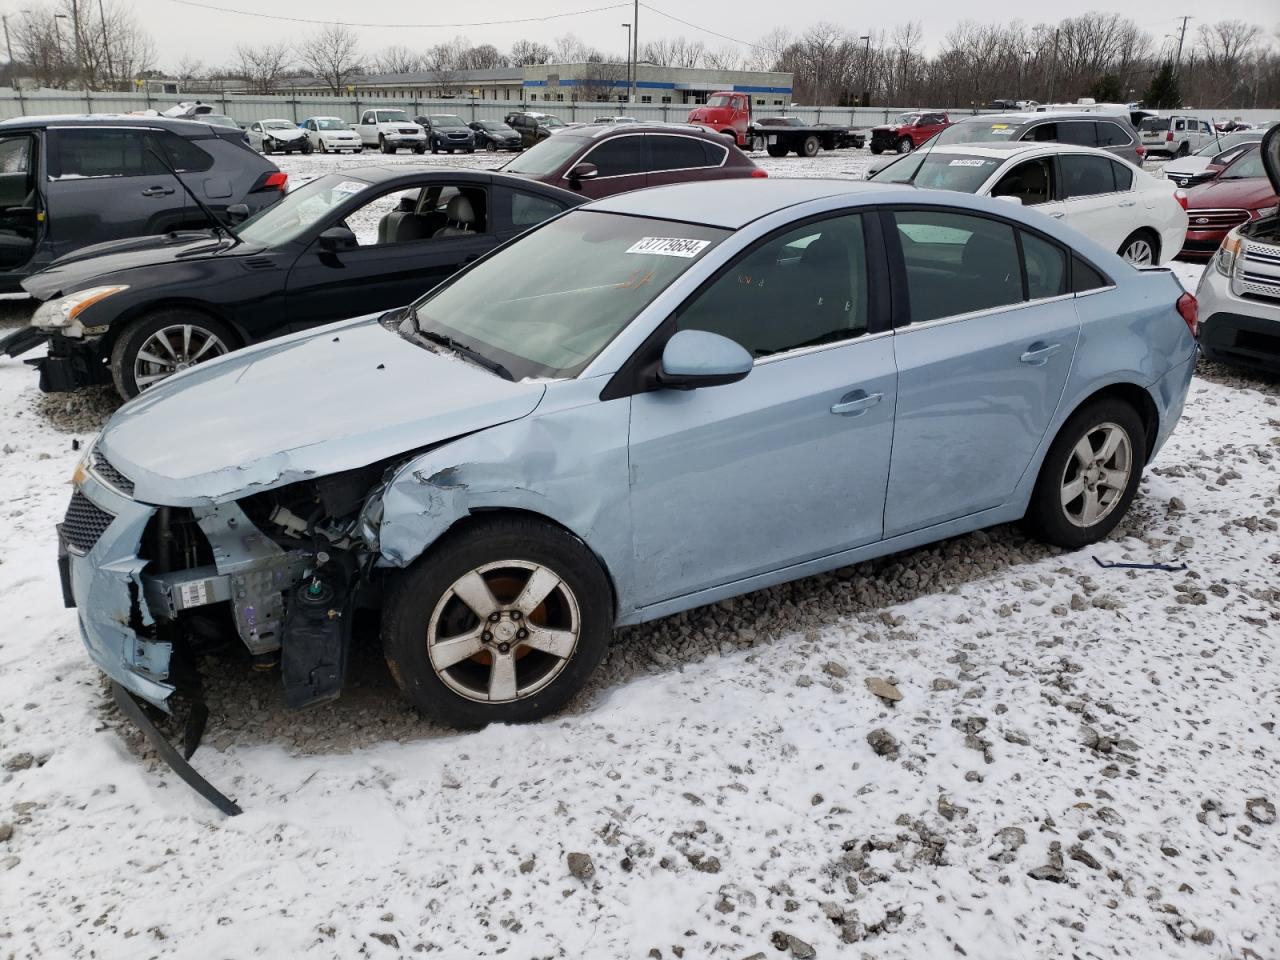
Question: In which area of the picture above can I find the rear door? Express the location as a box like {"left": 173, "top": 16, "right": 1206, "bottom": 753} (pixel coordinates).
{"left": 646, "top": 133, "right": 728, "bottom": 186}
{"left": 44, "top": 126, "right": 187, "bottom": 257}
{"left": 1058, "top": 153, "right": 1129, "bottom": 253}
{"left": 883, "top": 207, "right": 1078, "bottom": 535}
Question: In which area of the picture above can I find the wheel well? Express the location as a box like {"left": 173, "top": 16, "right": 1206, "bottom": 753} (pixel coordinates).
{"left": 103, "top": 301, "right": 246, "bottom": 353}
{"left": 439, "top": 507, "right": 620, "bottom": 619}
{"left": 1069, "top": 382, "right": 1159, "bottom": 463}
{"left": 1125, "top": 227, "right": 1161, "bottom": 258}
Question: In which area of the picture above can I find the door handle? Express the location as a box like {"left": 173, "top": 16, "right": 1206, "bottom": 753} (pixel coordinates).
{"left": 1049, "top": 211, "right": 1065, "bottom": 219}
{"left": 1020, "top": 342, "right": 1062, "bottom": 365}
{"left": 831, "top": 390, "right": 883, "bottom": 417}
{"left": 141, "top": 186, "right": 175, "bottom": 197}
{"left": 1119, "top": 200, "right": 1136, "bottom": 208}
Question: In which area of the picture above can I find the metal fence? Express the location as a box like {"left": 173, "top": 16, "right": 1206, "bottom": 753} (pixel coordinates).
{"left": 0, "top": 89, "right": 1275, "bottom": 129}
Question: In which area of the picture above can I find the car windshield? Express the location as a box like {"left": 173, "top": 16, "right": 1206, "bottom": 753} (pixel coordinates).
{"left": 263, "top": 120, "right": 294, "bottom": 130}
{"left": 430, "top": 115, "right": 465, "bottom": 126}
{"left": 1195, "top": 133, "right": 1259, "bottom": 156}
{"left": 705, "top": 95, "right": 734, "bottom": 108}
{"left": 895, "top": 113, "right": 922, "bottom": 125}
{"left": 875, "top": 152, "right": 1002, "bottom": 191}
{"left": 204, "top": 115, "right": 237, "bottom": 128}
{"left": 1220, "top": 150, "right": 1267, "bottom": 179}
{"left": 404, "top": 211, "right": 729, "bottom": 380}
{"left": 541, "top": 115, "right": 567, "bottom": 128}
{"left": 480, "top": 122, "right": 510, "bottom": 131}
{"left": 1139, "top": 117, "right": 1170, "bottom": 132}
{"left": 503, "top": 135, "right": 589, "bottom": 175}
{"left": 233, "top": 174, "right": 368, "bottom": 246}
{"left": 314, "top": 118, "right": 349, "bottom": 130}
{"left": 937, "top": 119, "right": 1020, "bottom": 144}
{"left": 1212, "top": 143, "right": 1258, "bottom": 166}
{"left": 376, "top": 111, "right": 411, "bottom": 123}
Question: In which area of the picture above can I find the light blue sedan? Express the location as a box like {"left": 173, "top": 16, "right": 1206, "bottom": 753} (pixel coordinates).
{"left": 63, "top": 179, "right": 1198, "bottom": 738}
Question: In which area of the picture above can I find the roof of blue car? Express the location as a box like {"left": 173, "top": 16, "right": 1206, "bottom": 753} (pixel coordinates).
{"left": 587, "top": 179, "right": 892, "bottom": 229}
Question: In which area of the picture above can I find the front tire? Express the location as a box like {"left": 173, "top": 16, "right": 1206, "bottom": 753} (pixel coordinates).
{"left": 109, "top": 310, "right": 236, "bottom": 400}
{"left": 485, "top": 141, "right": 497, "bottom": 153}
{"left": 896, "top": 136, "right": 914, "bottom": 154}
{"left": 382, "top": 516, "right": 613, "bottom": 728}
{"left": 380, "top": 136, "right": 394, "bottom": 155}
{"left": 766, "top": 144, "right": 788, "bottom": 158}
{"left": 871, "top": 145, "right": 884, "bottom": 155}
{"left": 1023, "top": 398, "right": 1146, "bottom": 549}
{"left": 1119, "top": 229, "right": 1159, "bottom": 266}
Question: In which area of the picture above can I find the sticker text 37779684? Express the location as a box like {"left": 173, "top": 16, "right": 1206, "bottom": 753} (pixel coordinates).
{"left": 626, "top": 237, "right": 712, "bottom": 259}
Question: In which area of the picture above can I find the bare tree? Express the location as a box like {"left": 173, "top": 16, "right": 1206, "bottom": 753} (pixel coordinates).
{"left": 234, "top": 42, "right": 293, "bottom": 94}
{"left": 509, "top": 39, "right": 553, "bottom": 66}
{"left": 1193, "top": 20, "right": 1263, "bottom": 106}
{"left": 372, "top": 45, "right": 422, "bottom": 75}
{"left": 573, "top": 59, "right": 627, "bottom": 102}
{"left": 424, "top": 37, "right": 470, "bottom": 95}
{"left": 702, "top": 45, "right": 743, "bottom": 71}
{"left": 14, "top": 0, "right": 154, "bottom": 90}
{"left": 300, "top": 23, "right": 362, "bottom": 93}
{"left": 174, "top": 55, "right": 205, "bottom": 83}
{"left": 551, "top": 33, "right": 591, "bottom": 63}
{"left": 457, "top": 43, "right": 508, "bottom": 70}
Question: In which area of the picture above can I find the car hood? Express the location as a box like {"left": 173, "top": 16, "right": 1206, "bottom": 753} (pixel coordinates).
{"left": 21, "top": 233, "right": 256, "bottom": 300}
{"left": 1264, "top": 125, "right": 1280, "bottom": 193}
{"left": 96, "top": 316, "right": 547, "bottom": 505}
{"left": 1185, "top": 176, "right": 1278, "bottom": 210}
{"left": 434, "top": 125, "right": 471, "bottom": 134}
{"left": 1163, "top": 156, "right": 1212, "bottom": 177}
{"left": 263, "top": 127, "right": 306, "bottom": 139}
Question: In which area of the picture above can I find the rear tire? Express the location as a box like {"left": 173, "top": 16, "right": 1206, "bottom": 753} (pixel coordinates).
{"left": 871, "top": 146, "right": 884, "bottom": 155}
{"left": 766, "top": 144, "right": 788, "bottom": 158}
{"left": 1176, "top": 141, "right": 1190, "bottom": 157}
{"left": 1119, "top": 229, "right": 1159, "bottom": 266}
{"left": 1023, "top": 398, "right": 1146, "bottom": 549}
{"left": 109, "top": 309, "right": 237, "bottom": 400}
{"left": 801, "top": 134, "right": 820, "bottom": 157}
{"left": 382, "top": 516, "right": 613, "bottom": 729}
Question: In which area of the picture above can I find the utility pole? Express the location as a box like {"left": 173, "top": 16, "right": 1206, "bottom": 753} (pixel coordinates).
{"left": 621, "top": 22, "right": 631, "bottom": 107}
{"left": 69, "top": 0, "right": 83, "bottom": 87}
{"left": 99, "top": 0, "right": 113, "bottom": 89}
{"left": 1, "top": 15, "right": 15, "bottom": 91}
{"left": 859, "top": 34, "right": 871, "bottom": 107}
{"left": 1047, "top": 27, "right": 1059, "bottom": 103}
{"left": 629, "top": 0, "right": 637, "bottom": 108}
{"left": 1173, "top": 15, "right": 1191, "bottom": 76}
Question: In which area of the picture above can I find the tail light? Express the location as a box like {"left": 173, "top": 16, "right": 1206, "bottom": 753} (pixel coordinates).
{"left": 1166, "top": 131, "right": 1174, "bottom": 142}
{"left": 1135, "top": 144, "right": 1146, "bottom": 158}
{"left": 751, "top": 168, "right": 768, "bottom": 178}
{"left": 1174, "top": 189, "right": 1188, "bottom": 210}
{"left": 252, "top": 171, "right": 288, "bottom": 193}
{"left": 1176, "top": 292, "right": 1198, "bottom": 338}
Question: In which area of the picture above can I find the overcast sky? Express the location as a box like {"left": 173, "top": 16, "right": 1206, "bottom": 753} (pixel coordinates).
{"left": 131, "top": 0, "right": 1280, "bottom": 70}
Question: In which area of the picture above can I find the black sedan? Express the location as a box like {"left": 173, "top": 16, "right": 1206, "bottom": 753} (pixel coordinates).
{"left": 469, "top": 120, "right": 524, "bottom": 152}
{"left": 3, "top": 168, "right": 584, "bottom": 398}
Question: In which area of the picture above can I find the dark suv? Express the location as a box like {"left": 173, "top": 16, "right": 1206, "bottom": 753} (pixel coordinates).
{"left": 502, "top": 123, "right": 765, "bottom": 200}
{"left": 0, "top": 115, "right": 285, "bottom": 292}
{"left": 504, "top": 112, "right": 570, "bottom": 148}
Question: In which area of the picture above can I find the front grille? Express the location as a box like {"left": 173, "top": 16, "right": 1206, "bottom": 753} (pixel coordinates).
{"left": 63, "top": 491, "right": 114, "bottom": 554}
{"left": 91, "top": 449, "right": 134, "bottom": 496}
{"left": 1238, "top": 240, "right": 1280, "bottom": 301}
{"left": 1188, "top": 208, "right": 1250, "bottom": 231}
{"left": 398, "top": 128, "right": 418, "bottom": 135}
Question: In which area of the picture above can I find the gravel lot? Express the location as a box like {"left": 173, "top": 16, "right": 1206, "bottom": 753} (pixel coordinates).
{"left": 0, "top": 146, "right": 1276, "bottom": 959}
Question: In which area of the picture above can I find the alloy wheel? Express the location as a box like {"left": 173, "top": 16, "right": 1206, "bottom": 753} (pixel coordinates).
{"left": 132, "top": 324, "right": 229, "bottom": 390}
{"left": 427, "top": 560, "right": 581, "bottom": 704}
{"left": 1060, "top": 422, "right": 1133, "bottom": 528}
{"left": 1123, "top": 238, "right": 1154, "bottom": 265}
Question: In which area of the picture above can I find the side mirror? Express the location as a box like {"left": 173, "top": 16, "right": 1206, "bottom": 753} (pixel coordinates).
{"left": 994, "top": 195, "right": 1024, "bottom": 206}
{"left": 226, "top": 202, "right": 250, "bottom": 223}
{"left": 657, "top": 329, "right": 753, "bottom": 390}
{"left": 318, "top": 226, "right": 358, "bottom": 252}
{"left": 568, "top": 162, "right": 598, "bottom": 183}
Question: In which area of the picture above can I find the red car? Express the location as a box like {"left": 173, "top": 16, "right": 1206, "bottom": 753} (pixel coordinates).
{"left": 869, "top": 111, "right": 951, "bottom": 155}
{"left": 1180, "top": 147, "right": 1280, "bottom": 258}
{"left": 501, "top": 123, "right": 765, "bottom": 200}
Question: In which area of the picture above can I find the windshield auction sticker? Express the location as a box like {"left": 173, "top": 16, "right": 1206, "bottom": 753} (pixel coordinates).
{"left": 948, "top": 158, "right": 989, "bottom": 167}
{"left": 626, "top": 237, "right": 711, "bottom": 258}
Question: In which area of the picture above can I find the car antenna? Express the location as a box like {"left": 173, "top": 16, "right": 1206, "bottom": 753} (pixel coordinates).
{"left": 145, "top": 128, "right": 242, "bottom": 248}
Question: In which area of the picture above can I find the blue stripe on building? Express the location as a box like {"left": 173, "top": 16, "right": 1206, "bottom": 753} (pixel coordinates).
{"left": 522, "top": 79, "right": 791, "bottom": 94}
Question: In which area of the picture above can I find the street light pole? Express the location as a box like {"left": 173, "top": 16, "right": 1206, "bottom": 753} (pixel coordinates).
{"left": 859, "top": 34, "right": 870, "bottom": 107}
{"left": 630, "top": 0, "right": 638, "bottom": 108}
{"left": 1, "top": 15, "right": 16, "bottom": 91}
{"left": 621, "top": 22, "right": 631, "bottom": 109}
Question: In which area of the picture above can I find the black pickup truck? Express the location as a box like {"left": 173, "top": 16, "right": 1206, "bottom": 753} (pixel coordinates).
{"left": 747, "top": 117, "right": 865, "bottom": 157}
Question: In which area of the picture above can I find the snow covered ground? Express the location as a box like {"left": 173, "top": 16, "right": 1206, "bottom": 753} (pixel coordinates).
{"left": 1, "top": 147, "right": 1278, "bottom": 960}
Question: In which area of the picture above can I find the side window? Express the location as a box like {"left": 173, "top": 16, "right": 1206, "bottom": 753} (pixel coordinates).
{"left": 361, "top": 112, "right": 374, "bottom": 125}
{"left": 892, "top": 210, "right": 1022, "bottom": 323}
{"left": 583, "top": 136, "right": 647, "bottom": 177}
{"left": 152, "top": 132, "right": 213, "bottom": 173}
{"left": 49, "top": 128, "right": 151, "bottom": 179}
{"left": 990, "top": 158, "right": 1052, "bottom": 206}
{"left": 360, "top": 185, "right": 488, "bottom": 246}
{"left": 1174, "top": 119, "right": 1185, "bottom": 132}
{"left": 510, "top": 190, "right": 566, "bottom": 227}
{"left": 1095, "top": 122, "right": 1130, "bottom": 147}
{"left": 677, "top": 214, "right": 870, "bottom": 358}
{"left": 1072, "top": 256, "right": 1109, "bottom": 292}
{"left": 1057, "top": 121, "right": 1097, "bottom": 147}
{"left": 1021, "top": 231, "right": 1068, "bottom": 299}
{"left": 1027, "top": 122, "right": 1057, "bottom": 142}
{"left": 0, "top": 135, "right": 32, "bottom": 175}
{"left": 1060, "top": 154, "right": 1116, "bottom": 198}
{"left": 649, "top": 135, "right": 711, "bottom": 171}
{"left": 1110, "top": 160, "right": 1134, "bottom": 192}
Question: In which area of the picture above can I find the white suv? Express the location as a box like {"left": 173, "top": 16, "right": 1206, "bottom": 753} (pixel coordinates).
{"left": 353, "top": 109, "right": 426, "bottom": 154}
{"left": 1139, "top": 115, "right": 1214, "bottom": 158}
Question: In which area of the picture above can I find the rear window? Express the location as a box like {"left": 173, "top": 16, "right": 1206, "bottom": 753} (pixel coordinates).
{"left": 50, "top": 128, "right": 151, "bottom": 179}
{"left": 1139, "top": 117, "right": 1170, "bottom": 132}
{"left": 937, "top": 120, "right": 1020, "bottom": 144}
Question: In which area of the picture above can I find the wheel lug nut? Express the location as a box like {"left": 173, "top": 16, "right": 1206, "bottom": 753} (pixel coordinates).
{"left": 498, "top": 642, "right": 510, "bottom": 654}
{"left": 510, "top": 610, "right": 522, "bottom": 620}
{"left": 482, "top": 631, "right": 492, "bottom": 642}
{"left": 516, "top": 628, "right": 528, "bottom": 639}
{"left": 488, "top": 612, "right": 501, "bottom": 622}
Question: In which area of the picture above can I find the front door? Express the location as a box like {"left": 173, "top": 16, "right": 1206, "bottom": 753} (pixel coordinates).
{"left": 0, "top": 133, "right": 39, "bottom": 274}
{"left": 883, "top": 208, "right": 1079, "bottom": 536}
{"left": 285, "top": 183, "right": 495, "bottom": 327}
{"left": 569, "top": 134, "right": 649, "bottom": 199}
{"left": 988, "top": 156, "right": 1067, "bottom": 223}
{"left": 627, "top": 212, "right": 896, "bottom": 608}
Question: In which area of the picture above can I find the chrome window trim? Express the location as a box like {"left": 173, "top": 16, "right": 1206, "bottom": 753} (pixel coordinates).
{"left": 1073, "top": 284, "right": 1118, "bottom": 299}
{"left": 894, "top": 292, "right": 1079, "bottom": 334}
{"left": 562, "top": 132, "right": 728, "bottom": 183}
{"left": 753, "top": 328, "right": 892, "bottom": 365}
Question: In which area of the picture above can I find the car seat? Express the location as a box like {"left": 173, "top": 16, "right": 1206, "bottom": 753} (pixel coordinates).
{"left": 434, "top": 194, "right": 478, "bottom": 237}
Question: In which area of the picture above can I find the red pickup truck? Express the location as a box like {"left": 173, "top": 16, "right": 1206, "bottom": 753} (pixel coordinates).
{"left": 687, "top": 92, "right": 756, "bottom": 148}
{"left": 868, "top": 111, "right": 951, "bottom": 154}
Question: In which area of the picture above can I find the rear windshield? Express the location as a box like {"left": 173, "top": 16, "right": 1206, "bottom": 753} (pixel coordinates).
{"left": 875, "top": 152, "right": 1002, "bottom": 191}
{"left": 936, "top": 120, "right": 1021, "bottom": 144}
{"left": 1139, "top": 117, "right": 1170, "bottom": 132}
{"left": 503, "top": 135, "right": 589, "bottom": 176}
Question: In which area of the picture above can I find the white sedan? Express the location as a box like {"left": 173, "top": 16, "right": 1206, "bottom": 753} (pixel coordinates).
{"left": 872, "top": 142, "right": 1187, "bottom": 265}
{"left": 301, "top": 116, "right": 363, "bottom": 154}
{"left": 246, "top": 118, "right": 311, "bottom": 155}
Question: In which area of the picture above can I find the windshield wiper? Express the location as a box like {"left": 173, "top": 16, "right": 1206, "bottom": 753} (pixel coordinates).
{"left": 415, "top": 325, "right": 514, "bottom": 381}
